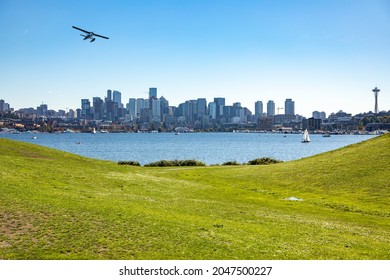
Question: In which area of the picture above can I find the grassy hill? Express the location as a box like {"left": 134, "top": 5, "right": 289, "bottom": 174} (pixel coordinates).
{"left": 0, "top": 134, "right": 389, "bottom": 259}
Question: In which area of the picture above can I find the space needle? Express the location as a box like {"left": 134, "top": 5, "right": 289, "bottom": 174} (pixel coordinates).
{"left": 372, "top": 87, "right": 380, "bottom": 114}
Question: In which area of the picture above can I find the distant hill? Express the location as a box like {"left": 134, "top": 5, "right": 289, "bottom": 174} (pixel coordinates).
{"left": 0, "top": 134, "right": 389, "bottom": 259}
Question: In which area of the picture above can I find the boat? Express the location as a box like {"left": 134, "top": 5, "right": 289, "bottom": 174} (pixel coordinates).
{"left": 301, "top": 129, "right": 310, "bottom": 143}
{"left": 322, "top": 133, "right": 331, "bottom": 137}
{"left": 91, "top": 128, "right": 96, "bottom": 134}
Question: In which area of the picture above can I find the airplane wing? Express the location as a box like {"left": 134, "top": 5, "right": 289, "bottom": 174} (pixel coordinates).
{"left": 72, "top": 26, "right": 89, "bottom": 33}
{"left": 93, "top": 33, "right": 109, "bottom": 40}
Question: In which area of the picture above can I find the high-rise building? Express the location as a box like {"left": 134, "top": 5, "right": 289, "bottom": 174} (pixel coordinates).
{"left": 151, "top": 98, "right": 161, "bottom": 122}
{"left": 208, "top": 102, "right": 217, "bottom": 119}
{"left": 106, "top": 90, "right": 112, "bottom": 101}
{"left": 113, "top": 90, "right": 122, "bottom": 108}
{"left": 267, "top": 100, "right": 275, "bottom": 117}
{"left": 81, "top": 99, "right": 91, "bottom": 119}
{"left": 149, "top": 88, "right": 157, "bottom": 99}
{"left": 159, "top": 96, "right": 169, "bottom": 117}
{"left": 126, "top": 98, "right": 137, "bottom": 120}
{"left": 93, "top": 97, "right": 104, "bottom": 120}
{"left": 136, "top": 98, "right": 149, "bottom": 116}
{"left": 37, "top": 104, "right": 48, "bottom": 116}
{"left": 312, "top": 111, "right": 326, "bottom": 120}
{"left": 214, "top": 97, "right": 225, "bottom": 120}
{"left": 105, "top": 100, "right": 118, "bottom": 122}
{"left": 285, "top": 98, "right": 295, "bottom": 115}
{"left": 197, "top": 98, "right": 207, "bottom": 118}
{"left": 255, "top": 101, "right": 263, "bottom": 117}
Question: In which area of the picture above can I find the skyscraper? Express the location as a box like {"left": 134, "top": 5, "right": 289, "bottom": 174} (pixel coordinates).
{"left": 214, "top": 97, "right": 225, "bottom": 121}
{"left": 81, "top": 99, "right": 91, "bottom": 119}
{"left": 92, "top": 97, "right": 104, "bottom": 120}
{"left": 151, "top": 98, "right": 161, "bottom": 122}
{"left": 255, "top": 101, "right": 263, "bottom": 117}
{"left": 208, "top": 102, "right": 217, "bottom": 119}
{"left": 149, "top": 88, "right": 157, "bottom": 99}
{"left": 285, "top": 98, "right": 295, "bottom": 115}
{"left": 160, "top": 96, "right": 169, "bottom": 116}
{"left": 197, "top": 98, "right": 207, "bottom": 118}
{"left": 113, "top": 90, "right": 122, "bottom": 109}
{"left": 126, "top": 98, "right": 137, "bottom": 120}
{"left": 267, "top": 100, "right": 275, "bottom": 117}
{"left": 106, "top": 90, "right": 112, "bottom": 101}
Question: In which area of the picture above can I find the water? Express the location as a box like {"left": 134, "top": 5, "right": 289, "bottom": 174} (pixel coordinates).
{"left": 1, "top": 132, "right": 375, "bottom": 165}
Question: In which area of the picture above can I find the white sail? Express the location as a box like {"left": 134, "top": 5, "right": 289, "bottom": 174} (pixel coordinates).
{"left": 302, "top": 129, "right": 310, "bottom": 143}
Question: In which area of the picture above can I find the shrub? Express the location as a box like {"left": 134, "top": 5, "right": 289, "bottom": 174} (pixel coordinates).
{"left": 144, "top": 159, "right": 205, "bottom": 167}
{"left": 222, "top": 161, "right": 241, "bottom": 165}
{"left": 179, "top": 159, "right": 205, "bottom": 166}
{"left": 247, "top": 157, "right": 282, "bottom": 165}
{"left": 117, "top": 161, "right": 141, "bottom": 166}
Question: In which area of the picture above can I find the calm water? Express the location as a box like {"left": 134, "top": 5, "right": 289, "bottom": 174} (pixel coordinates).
{"left": 1, "top": 132, "right": 375, "bottom": 165}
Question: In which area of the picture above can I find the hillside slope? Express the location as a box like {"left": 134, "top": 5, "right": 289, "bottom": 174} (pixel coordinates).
{"left": 0, "top": 134, "right": 389, "bottom": 259}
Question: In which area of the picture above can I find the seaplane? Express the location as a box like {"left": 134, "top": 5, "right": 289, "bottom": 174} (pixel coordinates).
{"left": 72, "top": 26, "right": 109, "bottom": 42}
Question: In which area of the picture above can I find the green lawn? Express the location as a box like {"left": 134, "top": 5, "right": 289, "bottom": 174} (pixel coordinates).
{"left": 0, "top": 134, "right": 389, "bottom": 259}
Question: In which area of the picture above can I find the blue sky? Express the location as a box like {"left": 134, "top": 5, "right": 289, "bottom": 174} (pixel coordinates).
{"left": 1, "top": 0, "right": 389, "bottom": 117}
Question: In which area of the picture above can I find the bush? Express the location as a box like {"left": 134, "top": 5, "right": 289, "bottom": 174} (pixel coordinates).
{"left": 179, "top": 160, "right": 205, "bottom": 166}
{"left": 144, "top": 159, "right": 205, "bottom": 167}
{"left": 118, "top": 161, "right": 141, "bottom": 166}
{"left": 247, "top": 157, "right": 282, "bottom": 165}
{"left": 222, "top": 161, "right": 241, "bottom": 165}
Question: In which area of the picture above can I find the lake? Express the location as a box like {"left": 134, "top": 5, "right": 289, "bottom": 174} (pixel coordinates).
{"left": 1, "top": 132, "right": 376, "bottom": 165}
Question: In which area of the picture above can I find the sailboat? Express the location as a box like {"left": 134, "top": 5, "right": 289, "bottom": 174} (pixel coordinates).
{"left": 301, "top": 129, "right": 310, "bottom": 143}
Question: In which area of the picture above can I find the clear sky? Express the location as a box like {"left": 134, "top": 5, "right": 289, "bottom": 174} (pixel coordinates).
{"left": 1, "top": 0, "right": 389, "bottom": 117}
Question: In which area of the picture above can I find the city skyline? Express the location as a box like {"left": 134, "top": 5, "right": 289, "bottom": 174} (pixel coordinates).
{"left": 1, "top": 85, "right": 387, "bottom": 119}
{"left": 1, "top": 0, "right": 389, "bottom": 116}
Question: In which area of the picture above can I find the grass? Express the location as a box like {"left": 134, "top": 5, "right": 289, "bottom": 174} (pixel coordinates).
{"left": 0, "top": 133, "right": 389, "bottom": 259}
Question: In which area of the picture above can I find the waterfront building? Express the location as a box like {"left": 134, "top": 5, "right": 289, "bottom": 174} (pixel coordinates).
{"left": 285, "top": 98, "right": 295, "bottom": 115}
{"left": 273, "top": 114, "right": 297, "bottom": 126}
{"left": 267, "top": 100, "right": 275, "bottom": 117}
{"left": 303, "top": 117, "right": 322, "bottom": 131}
{"left": 258, "top": 117, "right": 273, "bottom": 130}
